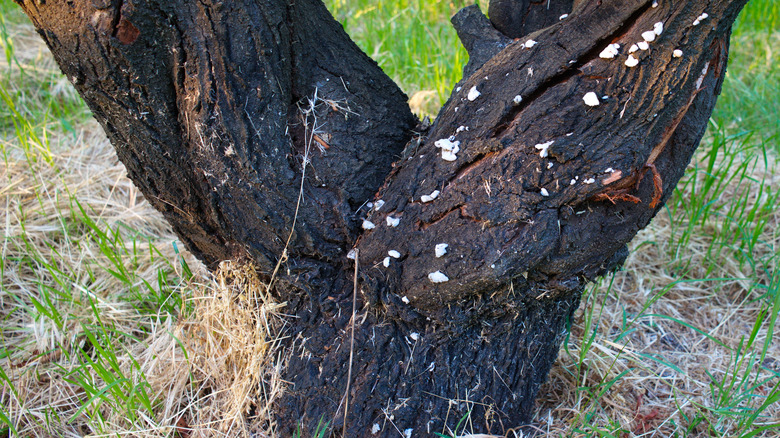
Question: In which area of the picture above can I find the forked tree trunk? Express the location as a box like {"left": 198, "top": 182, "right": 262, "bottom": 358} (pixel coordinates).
{"left": 16, "top": 0, "right": 748, "bottom": 436}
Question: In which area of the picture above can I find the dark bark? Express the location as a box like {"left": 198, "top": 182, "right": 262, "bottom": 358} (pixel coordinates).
{"left": 15, "top": 0, "right": 748, "bottom": 436}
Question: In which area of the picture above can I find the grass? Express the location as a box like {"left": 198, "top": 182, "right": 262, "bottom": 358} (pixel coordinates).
{"left": 1, "top": 0, "right": 779, "bottom": 437}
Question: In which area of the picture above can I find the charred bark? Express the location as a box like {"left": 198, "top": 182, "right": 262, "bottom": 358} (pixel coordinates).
{"left": 16, "top": 0, "right": 748, "bottom": 436}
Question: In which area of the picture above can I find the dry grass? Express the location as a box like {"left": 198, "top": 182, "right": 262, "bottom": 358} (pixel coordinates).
{"left": 2, "top": 10, "right": 779, "bottom": 438}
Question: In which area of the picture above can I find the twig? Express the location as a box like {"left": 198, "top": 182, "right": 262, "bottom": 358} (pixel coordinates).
{"left": 343, "top": 249, "right": 359, "bottom": 437}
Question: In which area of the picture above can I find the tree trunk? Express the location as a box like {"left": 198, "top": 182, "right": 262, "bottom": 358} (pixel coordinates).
{"left": 16, "top": 0, "right": 748, "bottom": 436}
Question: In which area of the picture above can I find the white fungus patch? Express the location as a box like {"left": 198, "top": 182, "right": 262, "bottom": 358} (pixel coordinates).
{"left": 693, "top": 13, "right": 708, "bottom": 26}
{"left": 386, "top": 215, "right": 400, "bottom": 227}
{"left": 456, "top": 125, "right": 468, "bottom": 133}
{"left": 362, "top": 220, "right": 376, "bottom": 230}
{"left": 652, "top": 1, "right": 658, "bottom": 7}
{"left": 382, "top": 257, "right": 391, "bottom": 267}
{"left": 629, "top": 44, "right": 639, "bottom": 53}
{"left": 421, "top": 190, "right": 440, "bottom": 203}
{"left": 584, "top": 178, "right": 596, "bottom": 184}
{"left": 467, "top": 86, "right": 481, "bottom": 101}
{"left": 347, "top": 249, "right": 357, "bottom": 260}
{"left": 388, "top": 250, "right": 401, "bottom": 259}
{"left": 404, "top": 429, "right": 413, "bottom": 438}
{"left": 402, "top": 296, "right": 410, "bottom": 304}
{"left": 654, "top": 21, "right": 664, "bottom": 36}
{"left": 522, "top": 39, "right": 538, "bottom": 48}
{"left": 374, "top": 199, "right": 385, "bottom": 210}
{"left": 637, "top": 41, "right": 650, "bottom": 51}
{"left": 513, "top": 95, "right": 523, "bottom": 105}
{"left": 372, "top": 424, "right": 381, "bottom": 435}
{"left": 535, "top": 140, "right": 554, "bottom": 157}
{"left": 605, "top": 167, "right": 614, "bottom": 173}
{"left": 540, "top": 188, "right": 550, "bottom": 197}
{"left": 455, "top": 86, "right": 462, "bottom": 92}
{"left": 570, "top": 179, "right": 577, "bottom": 185}
{"left": 559, "top": 13, "right": 569, "bottom": 20}
{"left": 583, "top": 92, "right": 600, "bottom": 106}
{"left": 547, "top": 162, "right": 554, "bottom": 169}
{"left": 599, "top": 43, "right": 620, "bottom": 59}
{"left": 641, "top": 30, "right": 657, "bottom": 42}
{"left": 428, "top": 271, "right": 449, "bottom": 283}
{"left": 435, "top": 138, "right": 460, "bottom": 162}
{"left": 409, "top": 332, "right": 420, "bottom": 341}
{"left": 435, "top": 243, "right": 449, "bottom": 258}
{"left": 673, "top": 49, "right": 683, "bottom": 58}
{"left": 625, "top": 55, "right": 639, "bottom": 67}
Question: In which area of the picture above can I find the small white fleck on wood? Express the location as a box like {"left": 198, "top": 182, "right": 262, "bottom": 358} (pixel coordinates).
{"left": 547, "top": 162, "right": 554, "bottom": 169}
{"left": 386, "top": 216, "right": 400, "bottom": 227}
{"left": 513, "top": 95, "right": 523, "bottom": 105}
{"left": 404, "top": 429, "right": 413, "bottom": 438}
{"left": 652, "top": 1, "right": 658, "bottom": 8}
{"left": 456, "top": 125, "right": 467, "bottom": 133}
{"left": 362, "top": 220, "right": 375, "bottom": 230}
{"left": 374, "top": 200, "right": 385, "bottom": 210}
{"left": 583, "top": 92, "right": 600, "bottom": 106}
{"left": 435, "top": 243, "right": 449, "bottom": 258}
{"left": 382, "top": 257, "right": 390, "bottom": 267}
{"left": 467, "top": 86, "right": 481, "bottom": 101}
{"left": 388, "top": 250, "right": 401, "bottom": 259}
{"left": 654, "top": 21, "right": 664, "bottom": 36}
{"left": 428, "top": 271, "right": 449, "bottom": 283}
{"left": 523, "top": 39, "right": 537, "bottom": 48}
{"left": 625, "top": 55, "right": 639, "bottom": 67}
{"left": 402, "top": 296, "right": 410, "bottom": 304}
{"left": 641, "top": 30, "right": 657, "bottom": 42}
{"left": 605, "top": 167, "right": 614, "bottom": 173}
{"left": 559, "top": 14, "right": 568, "bottom": 20}
{"left": 347, "top": 249, "right": 357, "bottom": 260}
{"left": 371, "top": 424, "right": 381, "bottom": 435}
{"left": 584, "top": 178, "right": 596, "bottom": 184}
{"left": 599, "top": 43, "right": 620, "bottom": 59}
{"left": 409, "top": 332, "right": 420, "bottom": 341}
{"left": 540, "top": 188, "right": 550, "bottom": 197}
{"left": 629, "top": 44, "right": 639, "bottom": 53}
{"left": 535, "top": 140, "right": 554, "bottom": 157}
{"left": 421, "top": 190, "right": 440, "bottom": 203}
{"left": 570, "top": 179, "right": 577, "bottom": 185}
{"left": 673, "top": 49, "right": 683, "bottom": 58}
{"left": 637, "top": 41, "right": 650, "bottom": 51}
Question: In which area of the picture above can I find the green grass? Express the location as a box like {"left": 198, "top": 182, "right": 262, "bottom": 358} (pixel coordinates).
{"left": 1, "top": 0, "right": 779, "bottom": 436}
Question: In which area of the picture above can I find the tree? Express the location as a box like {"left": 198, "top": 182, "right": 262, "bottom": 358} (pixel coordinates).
{"left": 15, "top": 0, "right": 748, "bottom": 436}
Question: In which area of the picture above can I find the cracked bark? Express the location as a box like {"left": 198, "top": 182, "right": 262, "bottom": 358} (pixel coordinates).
{"left": 15, "top": 0, "right": 748, "bottom": 436}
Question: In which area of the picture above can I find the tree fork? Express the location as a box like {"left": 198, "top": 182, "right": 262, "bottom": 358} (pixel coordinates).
{"left": 15, "top": 0, "right": 748, "bottom": 436}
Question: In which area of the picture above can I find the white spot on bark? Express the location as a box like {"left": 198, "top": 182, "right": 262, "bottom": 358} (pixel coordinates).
{"left": 388, "top": 250, "right": 401, "bottom": 259}
{"left": 540, "top": 188, "right": 550, "bottom": 197}
{"left": 513, "top": 95, "right": 523, "bottom": 105}
{"left": 605, "top": 167, "right": 614, "bottom": 173}
{"left": 467, "top": 86, "right": 481, "bottom": 101}
{"left": 654, "top": 21, "right": 664, "bottom": 36}
{"left": 625, "top": 55, "right": 639, "bottom": 67}
{"left": 547, "top": 162, "right": 554, "bottom": 169}
{"left": 584, "top": 178, "right": 596, "bottom": 184}
{"left": 652, "top": 1, "right": 658, "bottom": 7}
{"left": 583, "top": 92, "right": 600, "bottom": 106}
{"left": 386, "top": 216, "right": 400, "bottom": 227}
{"left": 673, "top": 49, "right": 683, "bottom": 58}
{"left": 402, "top": 296, "right": 410, "bottom": 304}
{"left": 404, "top": 429, "right": 413, "bottom": 438}
{"left": 382, "top": 257, "right": 390, "bottom": 267}
{"left": 637, "top": 41, "right": 650, "bottom": 51}
{"left": 535, "top": 140, "right": 554, "bottom": 157}
{"left": 435, "top": 243, "right": 449, "bottom": 258}
{"left": 374, "top": 200, "right": 385, "bottom": 210}
{"left": 435, "top": 138, "right": 460, "bottom": 162}
{"left": 570, "top": 179, "right": 577, "bottom": 185}
{"left": 642, "top": 30, "right": 657, "bottom": 42}
{"left": 362, "top": 220, "right": 375, "bottom": 230}
{"left": 522, "top": 39, "right": 537, "bottom": 48}
{"left": 599, "top": 43, "right": 620, "bottom": 59}
{"left": 409, "top": 332, "right": 420, "bottom": 341}
{"left": 428, "top": 271, "right": 449, "bottom": 283}
{"left": 559, "top": 14, "right": 569, "bottom": 20}
{"left": 421, "top": 190, "right": 440, "bottom": 203}
{"left": 456, "top": 125, "right": 468, "bottom": 133}
{"left": 629, "top": 44, "right": 639, "bottom": 53}
{"left": 347, "top": 249, "right": 357, "bottom": 260}
{"left": 372, "top": 424, "right": 381, "bottom": 435}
